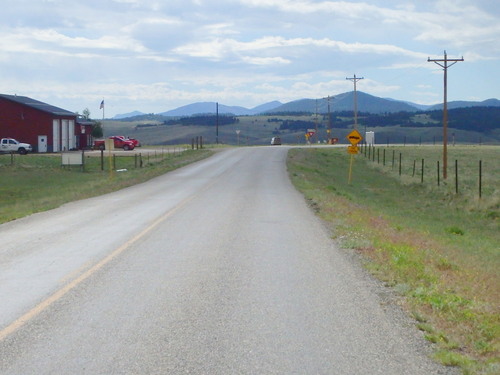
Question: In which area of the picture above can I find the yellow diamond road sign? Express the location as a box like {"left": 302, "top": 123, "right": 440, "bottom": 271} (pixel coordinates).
{"left": 347, "top": 129, "right": 363, "bottom": 145}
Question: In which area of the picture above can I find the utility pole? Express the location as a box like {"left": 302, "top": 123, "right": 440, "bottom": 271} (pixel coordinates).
{"left": 428, "top": 51, "right": 464, "bottom": 180}
{"left": 216, "top": 102, "right": 219, "bottom": 145}
{"left": 327, "top": 95, "right": 332, "bottom": 143}
{"left": 346, "top": 74, "right": 364, "bottom": 131}
{"left": 314, "top": 99, "right": 319, "bottom": 144}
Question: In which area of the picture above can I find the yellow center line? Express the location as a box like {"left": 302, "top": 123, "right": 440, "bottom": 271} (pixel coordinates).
{"left": 58, "top": 260, "right": 94, "bottom": 285}
{"left": 0, "top": 191, "right": 200, "bottom": 342}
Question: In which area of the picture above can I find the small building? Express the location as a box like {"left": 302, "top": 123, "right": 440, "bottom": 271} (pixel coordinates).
{"left": 365, "top": 131, "right": 375, "bottom": 146}
{"left": 0, "top": 94, "right": 93, "bottom": 152}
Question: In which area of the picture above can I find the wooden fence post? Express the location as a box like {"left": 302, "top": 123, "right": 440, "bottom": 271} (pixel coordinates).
{"left": 437, "top": 161, "right": 440, "bottom": 186}
{"left": 479, "top": 160, "right": 482, "bottom": 199}
{"left": 421, "top": 159, "right": 424, "bottom": 183}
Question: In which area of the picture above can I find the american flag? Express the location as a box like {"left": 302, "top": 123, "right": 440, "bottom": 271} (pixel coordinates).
{"left": 100, "top": 100, "right": 104, "bottom": 109}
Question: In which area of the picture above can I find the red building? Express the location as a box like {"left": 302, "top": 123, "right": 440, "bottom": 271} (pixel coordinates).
{"left": 0, "top": 94, "right": 93, "bottom": 152}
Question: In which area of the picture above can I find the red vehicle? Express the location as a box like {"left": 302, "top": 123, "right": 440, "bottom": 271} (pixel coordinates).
{"left": 111, "top": 135, "right": 141, "bottom": 147}
{"left": 94, "top": 137, "right": 135, "bottom": 151}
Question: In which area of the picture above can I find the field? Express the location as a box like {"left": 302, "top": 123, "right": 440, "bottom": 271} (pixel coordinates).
{"left": 0, "top": 148, "right": 212, "bottom": 223}
{"left": 101, "top": 116, "right": 310, "bottom": 146}
{"left": 287, "top": 145, "right": 499, "bottom": 375}
{"left": 101, "top": 115, "right": 499, "bottom": 147}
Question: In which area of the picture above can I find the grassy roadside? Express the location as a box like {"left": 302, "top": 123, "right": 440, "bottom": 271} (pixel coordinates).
{"left": 0, "top": 148, "right": 212, "bottom": 224}
{"left": 287, "top": 146, "right": 499, "bottom": 375}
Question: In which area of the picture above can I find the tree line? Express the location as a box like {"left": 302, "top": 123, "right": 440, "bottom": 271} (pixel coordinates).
{"left": 163, "top": 115, "right": 239, "bottom": 127}
{"left": 275, "top": 107, "right": 499, "bottom": 133}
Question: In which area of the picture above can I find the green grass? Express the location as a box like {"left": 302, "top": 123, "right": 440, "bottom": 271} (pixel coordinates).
{"left": 287, "top": 145, "right": 499, "bottom": 375}
{"left": 0, "top": 148, "right": 212, "bottom": 223}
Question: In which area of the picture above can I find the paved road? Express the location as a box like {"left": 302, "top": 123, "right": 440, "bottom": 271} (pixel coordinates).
{"left": 0, "top": 147, "right": 456, "bottom": 374}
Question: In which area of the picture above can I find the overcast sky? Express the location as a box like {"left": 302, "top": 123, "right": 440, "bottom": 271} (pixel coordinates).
{"left": 1, "top": 0, "right": 499, "bottom": 117}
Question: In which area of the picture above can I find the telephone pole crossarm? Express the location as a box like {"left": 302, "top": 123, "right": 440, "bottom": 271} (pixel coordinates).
{"left": 427, "top": 51, "right": 464, "bottom": 68}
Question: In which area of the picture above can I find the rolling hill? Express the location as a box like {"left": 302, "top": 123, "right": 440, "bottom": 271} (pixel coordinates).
{"left": 265, "top": 91, "right": 418, "bottom": 114}
{"left": 113, "top": 110, "right": 145, "bottom": 119}
{"left": 112, "top": 93, "right": 500, "bottom": 119}
{"left": 158, "top": 101, "right": 283, "bottom": 116}
{"left": 429, "top": 98, "right": 500, "bottom": 110}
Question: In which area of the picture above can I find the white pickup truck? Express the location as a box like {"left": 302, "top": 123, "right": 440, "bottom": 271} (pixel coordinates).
{"left": 0, "top": 138, "right": 33, "bottom": 154}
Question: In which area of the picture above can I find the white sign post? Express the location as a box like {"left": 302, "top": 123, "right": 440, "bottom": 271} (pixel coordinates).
{"left": 236, "top": 130, "right": 241, "bottom": 146}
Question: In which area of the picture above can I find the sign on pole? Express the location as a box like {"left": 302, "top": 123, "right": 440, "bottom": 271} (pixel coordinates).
{"left": 347, "top": 129, "right": 363, "bottom": 145}
{"left": 346, "top": 130, "right": 363, "bottom": 184}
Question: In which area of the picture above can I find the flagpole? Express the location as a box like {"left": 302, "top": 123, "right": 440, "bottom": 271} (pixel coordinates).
{"left": 99, "top": 99, "right": 105, "bottom": 135}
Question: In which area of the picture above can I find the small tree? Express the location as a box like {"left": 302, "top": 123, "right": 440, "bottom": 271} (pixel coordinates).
{"left": 92, "top": 121, "right": 103, "bottom": 138}
{"left": 82, "top": 108, "right": 91, "bottom": 120}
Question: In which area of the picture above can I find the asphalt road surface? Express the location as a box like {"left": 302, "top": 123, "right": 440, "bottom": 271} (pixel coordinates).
{"left": 0, "top": 147, "right": 457, "bottom": 374}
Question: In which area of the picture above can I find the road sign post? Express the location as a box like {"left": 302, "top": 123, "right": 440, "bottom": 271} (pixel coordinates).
{"left": 346, "top": 130, "right": 363, "bottom": 184}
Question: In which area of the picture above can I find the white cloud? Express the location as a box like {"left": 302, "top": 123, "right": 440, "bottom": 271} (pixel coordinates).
{"left": 124, "top": 16, "right": 184, "bottom": 32}
{"left": 0, "top": 0, "right": 497, "bottom": 115}
{"left": 243, "top": 0, "right": 500, "bottom": 54}
{"left": 241, "top": 56, "right": 291, "bottom": 65}
{"left": 0, "top": 27, "right": 147, "bottom": 54}
{"left": 173, "top": 35, "right": 428, "bottom": 63}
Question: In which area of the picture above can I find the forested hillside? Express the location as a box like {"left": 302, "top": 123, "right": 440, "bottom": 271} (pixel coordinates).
{"left": 272, "top": 107, "right": 499, "bottom": 133}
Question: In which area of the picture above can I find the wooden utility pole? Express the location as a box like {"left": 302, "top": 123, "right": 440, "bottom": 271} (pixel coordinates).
{"left": 314, "top": 99, "right": 319, "bottom": 144}
{"left": 216, "top": 102, "right": 219, "bottom": 144}
{"left": 327, "top": 96, "right": 332, "bottom": 142}
{"left": 346, "top": 74, "right": 364, "bottom": 131}
{"left": 428, "top": 51, "right": 464, "bottom": 179}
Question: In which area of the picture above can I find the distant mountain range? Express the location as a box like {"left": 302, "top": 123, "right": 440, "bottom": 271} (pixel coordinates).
{"left": 112, "top": 92, "right": 500, "bottom": 119}
{"left": 157, "top": 101, "right": 283, "bottom": 117}
{"left": 113, "top": 110, "right": 146, "bottom": 119}
{"left": 427, "top": 98, "right": 500, "bottom": 110}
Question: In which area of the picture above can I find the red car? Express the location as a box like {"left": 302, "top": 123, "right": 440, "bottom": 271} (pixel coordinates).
{"left": 110, "top": 135, "right": 141, "bottom": 147}
{"left": 94, "top": 137, "right": 135, "bottom": 151}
